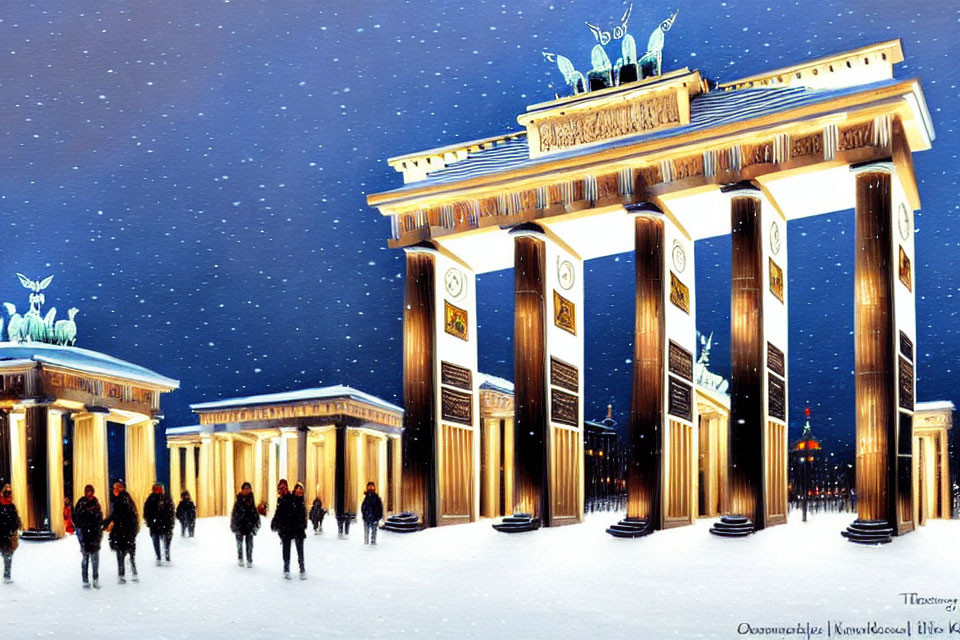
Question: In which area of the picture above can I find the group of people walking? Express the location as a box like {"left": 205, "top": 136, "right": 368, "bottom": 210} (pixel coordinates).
{"left": 0, "top": 478, "right": 384, "bottom": 587}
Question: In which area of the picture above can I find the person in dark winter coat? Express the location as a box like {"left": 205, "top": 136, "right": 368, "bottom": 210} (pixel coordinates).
{"left": 0, "top": 484, "right": 22, "bottom": 584}
{"left": 308, "top": 495, "right": 326, "bottom": 534}
{"left": 270, "top": 479, "right": 307, "bottom": 579}
{"left": 230, "top": 482, "right": 260, "bottom": 567}
{"left": 102, "top": 481, "right": 140, "bottom": 583}
{"left": 175, "top": 491, "right": 196, "bottom": 537}
{"left": 73, "top": 484, "right": 104, "bottom": 588}
{"left": 143, "top": 483, "right": 176, "bottom": 564}
{"left": 360, "top": 482, "right": 384, "bottom": 546}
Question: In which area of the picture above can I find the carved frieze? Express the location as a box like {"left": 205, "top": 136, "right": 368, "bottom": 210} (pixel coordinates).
{"left": 899, "top": 331, "right": 914, "bottom": 363}
{"left": 441, "top": 387, "right": 473, "bottom": 425}
{"left": 635, "top": 165, "right": 662, "bottom": 188}
{"left": 790, "top": 133, "right": 823, "bottom": 159}
{"left": 441, "top": 361, "right": 472, "bottom": 391}
{"left": 672, "top": 154, "right": 704, "bottom": 181}
{"left": 667, "top": 377, "right": 692, "bottom": 421}
{"left": 476, "top": 197, "right": 497, "bottom": 219}
{"left": 550, "top": 357, "right": 579, "bottom": 393}
{"left": 596, "top": 173, "right": 619, "bottom": 201}
{"left": 838, "top": 121, "right": 874, "bottom": 152}
{"left": 899, "top": 357, "right": 914, "bottom": 411}
{"left": 743, "top": 142, "right": 774, "bottom": 167}
{"left": 517, "top": 189, "right": 537, "bottom": 213}
{"left": 768, "top": 373, "right": 786, "bottom": 421}
{"left": 536, "top": 92, "right": 681, "bottom": 153}
{"left": 767, "top": 342, "right": 785, "bottom": 378}
{"left": 668, "top": 341, "right": 693, "bottom": 382}
{"left": 550, "top": 389, "right": 579, "bottom": 427}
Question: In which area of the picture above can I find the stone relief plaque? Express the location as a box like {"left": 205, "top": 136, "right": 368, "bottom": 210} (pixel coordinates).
{"left": 768, "top": 373, "right": 786, "bottom": 421}
{"left": 441, "top": 361, "right": 472, "bottom": 391}
{"left": 899, "top": 331, "right": 914, "bottom": 363}
{"left": 444, "top": 301, "right": 469, "bottom": 341}
{"left": 550, "top": 389, "right": 579, "bottom": 427}
{"left": 669, "top": 272, "right": 690, "bottom": 314}
{"left": 899, "top": 357, "right": 914, "bottom": 411}
{"left": 550, "top": 357, "right": 579, "bottom": 393}
{"left": 441, "top": 387, "right": 473, "bottom": 425}
{"left": 553, "top": 291, "right": 576, "bottom": 336}
{"left": 667, "top": 376, "right": 692, "bottom": 421}
{"left": 536, "top": 92, "right": 681, "bottom": 154}
{"left": 769, "top": 258, "right": 784, "bottom": 303}
{"left": 898, "top": 246, "right": 912, "bottom": 292}
{"left": 767, "top": 342, "right": 785, "bottom": 378}
{"left": 668, "top": 340, "right": 693, "bottom": 382}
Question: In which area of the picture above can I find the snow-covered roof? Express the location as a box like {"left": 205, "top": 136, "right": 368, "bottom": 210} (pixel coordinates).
{"left": 0, "top": 342, "right": 179, "bottom": 389}
{"left": 390, "top": 78, "right": 918, "bottom": 191}
{"left": 915, "top": 400, "right": 955, "bottom": 412}
{"left": 190, "top": 384, "right": 402, "bottom": 415}
{"left": 165, "top": 424, "right": 202, "bottom": 436}
{"left": 478, "top": 373, "right": 514, "bottom": 395}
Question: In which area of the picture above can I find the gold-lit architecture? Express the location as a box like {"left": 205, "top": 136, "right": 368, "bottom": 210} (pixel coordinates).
{"left": 166, "top": 386, "right": 403, "bottom": 520}
{"left": 369, "top": 38, "right": 933, "bottom": 540}
{"left": 912, "top": 401, "right": 953, "bottom": 524}
{"left": 0, "top": 343, "right": 178, "bottom": 539}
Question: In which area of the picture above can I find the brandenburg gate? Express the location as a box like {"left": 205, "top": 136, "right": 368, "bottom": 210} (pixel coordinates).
{"left": 367, "top": 38, "right": 933, "bottom": 543}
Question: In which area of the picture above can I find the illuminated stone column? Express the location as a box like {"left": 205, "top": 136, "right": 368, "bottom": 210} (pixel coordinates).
{"left": 46, "top": 409, "right": 65, "bottom": 537}
{"left": 624, "top": 206, "right": 698, "bottom": 532}
{"left": 845, "top": 162, "right": 917, "bottom": 541}
{"left": 296, "top": 426, "right": 308, "bottom": 488}
{"left": 722, "top": 184, "right": 788, "bottom": 532}
{"left": 168, "top": 444, "right": 182, "bottom": 502}
{"left": 197, "top": 434, "right": 215, "bottom": 517}
{"left": 73, "top": 413, "right": 108, "bottom": 517}
{"left": 401, "top": 245, "right": 479, "bottom": 527}
{"left": 125, "top": 419, "right": 156, "bottom": 513}
{"left": 223, "top": 435, "right": 235, "bottom": 511}
{"left": 511, "top": 224, "right": 584, "bottom": 527}
{"left": 9, "top": 413, "right": 28, "bottom": 523}
{"left": 184, "top": 444, "right": 198, "bottom": 506}
{"left": 390, "top": 434, "right": 401, "bottom": 515}
{"left": 0, "top": 411, "right": 10, "bottom": 488}
{"left": 267, "top": 435, "right": 279, "bottom": 515}
{"left": 23, "top": 406, "right": 50, "bottom": 531}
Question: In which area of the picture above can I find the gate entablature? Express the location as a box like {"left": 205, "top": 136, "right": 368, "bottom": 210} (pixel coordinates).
{"left": 369, "top": 40, "right": 931, "bottom": 264}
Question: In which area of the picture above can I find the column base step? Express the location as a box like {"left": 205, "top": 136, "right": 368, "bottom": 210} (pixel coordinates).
{"left": 606, "top": 518, "right": 653, "bottom": 538}
{"left": 492, "top": 513, "right": 541, "bottom": 533}
{"left": 19, "top": 530, "right": 57, "bottom": 541}
{"left": 709, "top": 515, "right": 755, "bottom": 537}
{"left": 382, "top": 512, "right": 424, "bottom": 533}
{"left": 841, "top": 519, "right": 893, "bottom": 545}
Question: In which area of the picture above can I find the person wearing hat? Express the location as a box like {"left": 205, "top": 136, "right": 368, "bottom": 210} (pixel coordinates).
{"left": 0, "top": 484, "right": 22, "bottom": 584}
{"left": 175, "top": 490, "right": 197, "bottom": 538}
{"left": 73, "top": 484, "right": 104, "bottom": 588}
{"left": 143, "top": 482, "right": 176, "bottom": 565}
{"left": 230, "top": 481, "right": 260, "bottom": 567}
{"left": 103, "top": 480, "right": 140, "bottom": 583}
{"left": 270, "top": 479, "right": 307, "bottom": 580}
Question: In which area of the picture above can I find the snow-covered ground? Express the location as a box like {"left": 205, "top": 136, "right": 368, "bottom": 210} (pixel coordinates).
{"left": 1, "top": 512, "right": 958, "bottom": 639}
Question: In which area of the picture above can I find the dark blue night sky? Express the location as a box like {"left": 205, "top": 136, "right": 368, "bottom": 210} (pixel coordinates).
{"left": 1, "top": 1, "right": 957, "bottom": 480}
